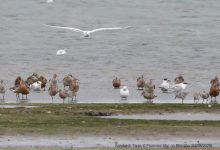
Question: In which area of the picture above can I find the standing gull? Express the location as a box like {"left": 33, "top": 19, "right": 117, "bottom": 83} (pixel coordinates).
{"left": 120, "top": 86, "right": 129, "bottom": 100}
{"left": 30, "top": 81, "right": 42, "bottom": 92}
{"left": 170, "top": 82, "right": 188, "bottom": 92}
{"left": 159, "top": 78, "right": 170, "bottom": 92}
{"left": 44, "top": 24, "right": 131, "bottom": 37}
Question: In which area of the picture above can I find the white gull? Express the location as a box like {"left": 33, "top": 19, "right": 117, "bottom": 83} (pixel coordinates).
{"left": 159, "top": 78, "right": 170, "bottom": 92}
{"left": 44, "top": 24, "right": 131, "bottom": 37}
{"left": 120, "top": 86, "right": 129, "bottom": 100}
{"left": 56, "top": 49, "right": 67, "bottom": 55}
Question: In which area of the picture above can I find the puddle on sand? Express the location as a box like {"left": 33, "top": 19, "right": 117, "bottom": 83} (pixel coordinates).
{"left": 101, "top": 113, "right": 220, "bottom": 121}
{"left": 0, "top": 105, "right": 40, "bottom": 108}
{"left": 0, "top": 136, "right": 219, "bottom": 148}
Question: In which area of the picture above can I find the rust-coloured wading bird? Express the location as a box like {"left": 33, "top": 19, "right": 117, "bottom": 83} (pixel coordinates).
{"left": 174, "top": 92, "right": 189, "bottom": 104}
{"left": 0, "top": 80, "right": 7, "bottom": 99}
{"left": 49, "top": 74, "right": 59, "bottom": 87}
{"left": 14, "top": 76, "right": 25, "bottom": 86}
{"left": 10, "top": 81, "right": 30, "bottom": 101}
{"left": 141, "top": 91, "right": 157, "bottom": 103}
{"left": 39, "top": 76, "right": 47, "bottom": 91}
{"left": 48, "top": 84, "right": 58, "bottom": 103}
{"left": 144, "top": 79, "right": 155, "bottom": 94}
{"left": 174, "top": 75, "right": 184, "bottom": 84}
{"left": 137, "top": 75, "right": 146, "bottom": 90}
{"left": 209, "top": 83, "right": 219, "bottom": 102}
{"left": 59, "top": 89, "right": 67, "bottom": 103}
{"left": 63, "top": 74, "right": 74, "bottom": 88}
{"left": 112, "top": 77, "right": 121, "bottom": 89}
{"left": 25, "top": 73, "right": 39, "bottom": 86}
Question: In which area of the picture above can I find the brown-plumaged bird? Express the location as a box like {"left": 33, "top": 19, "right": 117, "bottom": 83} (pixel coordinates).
{"left": 69, "top": 79, "right": 79, "bottom": 92}
{"left": 59, "top": 89, "right": 67, "bottom": 103}
{"left": 141, "top": 91, "right": 157, "bottom": 103}
{"left": 174, "top": 92, "right": 189, "bottom": 104}
{"left": 112, "top": 77, "right": 121, "bottom": 88}
{"left": 144, "top": 79, "right": 155, "bottom": 94}
{"left": 48, "top": 84, "right": 58, "bottom": 103}
{"left": 11, "top": 80, "right": 30, "bottom": 101}
{"left": 201, "top": 91, "right": 209, "bottom": 104}
{"left": 193, "top": 93, "right": 201, "bottom": 103}
{"left": 39, "top": 76, "right": 47, "bottom": 91}
{"left": 49, "top": 74, "right": 59, "bottom": 87}
{"left": 174, "top": 75, "right": 184, "bottom": 84}
{"left": 0, "top": 80, "right": 7, "bottom": 99}
{"left": 63, "top": 74, "right": 74, "bottom": 88}
{"left": 209, "top": 83, "right": 219, "bottom": 102}
{"left": 64, "top": 89, "right": 77, "bottom": 101}
{"left": 14, "top": 76, "right": 25, "bottom": 86}
{"left": 137, "top": 75, "right": 146, "bottom": 89}
{"left": 210, "top": 76, "right": 220, "bottom": 88}
{"left": 25, "top": 73, "right": 39, "bottom": 86}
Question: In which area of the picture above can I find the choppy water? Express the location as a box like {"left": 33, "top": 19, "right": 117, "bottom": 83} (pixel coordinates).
{"left": 0, "top": 0, "right": 220, "bottom": 103}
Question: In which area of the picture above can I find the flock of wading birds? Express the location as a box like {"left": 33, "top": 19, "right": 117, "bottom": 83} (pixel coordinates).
{"left": 0, "top": 73, "right": 219, "bottom": 104}
{"left": 0, "top": 73, "right": 79, "bottom": 103}
{"left": 117, "top": 75, "right": 219, "bottom": 104}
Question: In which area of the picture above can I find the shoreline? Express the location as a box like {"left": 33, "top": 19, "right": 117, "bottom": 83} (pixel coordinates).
{"left": 0, "top": 103, "right": 219, "bottom": 149}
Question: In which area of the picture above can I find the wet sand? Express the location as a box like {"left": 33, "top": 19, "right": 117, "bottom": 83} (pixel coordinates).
{"left": 101, "top": 112, "right": 220, "bottom": 121}
{"left": 0, "top": 135, "right": 219, "bottom": 148}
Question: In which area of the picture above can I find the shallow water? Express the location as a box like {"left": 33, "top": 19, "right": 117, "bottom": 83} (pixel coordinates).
{"left": 0, "top": 105, "right": 40, "bottom": 108}
{"left": 0, "top": 136, "right": 219, "bottom": 148}
{"left": 0, "top": 0, "right": 220, "bottom": 103}
{"left": 101, "top": 112, "right": 220, "bottom": 121}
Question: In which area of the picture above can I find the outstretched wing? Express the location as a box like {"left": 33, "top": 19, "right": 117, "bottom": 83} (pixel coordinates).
{"left": 88, "top": 26, "right": 131, "bottom": 34}
{"left": 44, "top": 24, "right": 83, "bottom": 33}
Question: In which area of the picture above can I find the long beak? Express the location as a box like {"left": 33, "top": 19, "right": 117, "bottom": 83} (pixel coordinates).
{"left": 74, "top": 78, "right": 80, "bottom": 81}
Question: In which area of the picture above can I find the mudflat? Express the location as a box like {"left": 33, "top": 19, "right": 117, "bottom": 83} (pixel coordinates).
{"left": 0, "top": 103, "right": 219, "bottom": 149}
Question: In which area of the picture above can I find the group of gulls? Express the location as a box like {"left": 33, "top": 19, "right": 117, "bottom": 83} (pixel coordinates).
{"left": 115, "top": 75, "right": 219, "bottom": 104}
{"left": 0, "top": 73, "right": 79, "bottom": 103}
{"left": 0, "top": 74, "right": 218, "bottom": 104}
